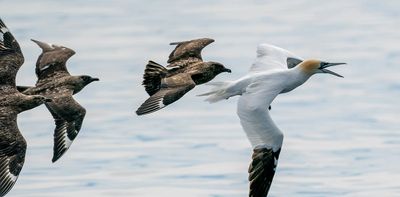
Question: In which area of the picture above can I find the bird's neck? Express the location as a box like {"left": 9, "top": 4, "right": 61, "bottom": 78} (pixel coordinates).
{"left": 282, "top": 66, "right": 313, "bottom": 93}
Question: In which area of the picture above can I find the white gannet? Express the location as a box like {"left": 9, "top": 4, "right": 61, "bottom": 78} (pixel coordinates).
{"left": 199, "top": 43, "right": 344, "bottom": 196}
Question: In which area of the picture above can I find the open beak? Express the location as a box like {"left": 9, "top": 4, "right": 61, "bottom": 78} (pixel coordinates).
{"left": 320, "top": 62, "right": 345, "bottom": 78}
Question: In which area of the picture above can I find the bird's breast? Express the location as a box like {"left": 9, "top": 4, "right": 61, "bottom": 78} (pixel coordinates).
{"left": 191, "top": 73, "right": 211, "bottom": 85}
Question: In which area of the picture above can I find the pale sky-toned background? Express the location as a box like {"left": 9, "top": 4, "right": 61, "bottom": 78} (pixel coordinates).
{"left": 1, "top": 0, "right": 399, "bottom": 196}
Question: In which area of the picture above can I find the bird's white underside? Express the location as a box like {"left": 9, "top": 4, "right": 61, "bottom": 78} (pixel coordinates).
{"left": 224, "top": 44, "right": 303, "bottom": 151}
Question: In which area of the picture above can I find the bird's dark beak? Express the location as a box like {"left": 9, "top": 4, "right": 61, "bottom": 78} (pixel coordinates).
{"left": 31, "top": 39, "right": 53, "bottom": 51}
{"left": 319, "top": 62, "right": 345, "bottom": 78}
{"left": 45, "top": 98, "right": 52, "bottom": 102}
{"left": 223, "top": 68, "right": 232, "bottom": 73}
{"left": 91, "top": 77, "right": 100, "bottom": 82}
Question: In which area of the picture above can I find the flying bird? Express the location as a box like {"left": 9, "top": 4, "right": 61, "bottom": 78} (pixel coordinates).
{"left": 0, "top": 18, "right": 50, "bottom": 197}
{"left": 136, "top": 38, "right": 231, "bottom": 115}
{"left": 200, "top": 43, "right": 344, "bottom": 196}
{"left": 19, "top": 39, "right": 99, "bottom": 163}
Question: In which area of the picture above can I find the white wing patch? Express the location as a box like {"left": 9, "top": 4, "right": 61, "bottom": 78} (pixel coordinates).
{"left": 63, "top": 130, "right": 73, "bottom": 148}
{"left": 0, "top": 157, "right": 19, "bottom": 196}
{"left": 158, "top": 98, "right": 165, "bottom": 108}
{"left": 7, "top": 172, "right": 17, "bottom": 183}
{"left": 0, "top": 27, "right": 8, "bottom": 33}
{"left": 40, "top": 64, "right": 51, "bottom": 71}
{"left": 136, "top": 91, "right": 168, "bottom": 115}
{"left": 53, "top": 120, "right": 76, "bottom": 162}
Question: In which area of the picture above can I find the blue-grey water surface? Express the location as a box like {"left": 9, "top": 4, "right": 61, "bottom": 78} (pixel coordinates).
{"left": 1, "top": 0, "right": 400, "bottom": 196}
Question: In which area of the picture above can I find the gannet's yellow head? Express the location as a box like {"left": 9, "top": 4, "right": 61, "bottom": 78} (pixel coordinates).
{"left": 299, "top": 59, "right": 345, "bottom": 77}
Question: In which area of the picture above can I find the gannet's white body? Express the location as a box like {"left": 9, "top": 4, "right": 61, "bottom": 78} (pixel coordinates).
{"left": 200, "top": 43, "right": 344, "bottom": 197}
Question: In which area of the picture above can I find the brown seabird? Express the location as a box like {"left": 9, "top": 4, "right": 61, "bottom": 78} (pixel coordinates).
{"left": 0, "top": 18, "right": 50, "bottom": 196}
{"left": 19, "top": 40, "right": 99, "bottom": 163}
{"left": 136, "top": 38, "right": 231, "bottom": 115}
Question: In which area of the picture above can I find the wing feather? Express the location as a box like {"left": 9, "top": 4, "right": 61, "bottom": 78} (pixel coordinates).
{"left": 167, "top": 38, "right": 214, "bottom": 67}
{"left": 236, "top": 81, "right": 284, "bottom": 197}
{"left": 45, "top": 93, "right": 86, "bottom": 162}
{"left": 237, "top": 81, "right": 283, "bottom": 150}
{"left": 0, "top": 18, "right": 24, "bottom": 88}
{"left": 0, "top": 116, "right": 26, "bottom": 196}
{"left": 249, "top": 43, "right": 302, "bottom": 73}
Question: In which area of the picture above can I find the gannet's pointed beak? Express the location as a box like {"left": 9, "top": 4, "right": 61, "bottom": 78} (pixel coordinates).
{"left": 319, "top": 62, "right": 345, "bottom": 78}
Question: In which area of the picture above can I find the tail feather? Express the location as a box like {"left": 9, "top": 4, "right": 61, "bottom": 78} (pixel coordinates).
{"left": 198, "top": 81, "right": 236, "bottom": 103}
{"left": 142, "top": 61, "right": 168, "bottom": 96}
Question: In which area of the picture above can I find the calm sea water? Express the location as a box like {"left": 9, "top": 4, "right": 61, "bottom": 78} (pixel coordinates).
{"left": 1, "top": 0, "right": 400, "bottom": 196}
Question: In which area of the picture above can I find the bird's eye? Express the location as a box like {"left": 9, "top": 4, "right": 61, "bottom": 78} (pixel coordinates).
{"left": 320, "top": 62, "right": 328, "bottom": 68}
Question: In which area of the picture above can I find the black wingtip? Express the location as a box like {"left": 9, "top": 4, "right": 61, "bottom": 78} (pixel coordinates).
{"left": 135, "top": 105, "right": 162, "bottom": 116}
{"left": 52, "top": 150, "right": 66, "bottom": 163}
{"left": 136, "top": 95, "right": 165, "bottom": 116}
{"left": 0, "top": 18, "right": 6, "bottom": 29}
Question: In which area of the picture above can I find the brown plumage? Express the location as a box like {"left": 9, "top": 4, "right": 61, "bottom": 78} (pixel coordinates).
{"left": 0, "top": 18, "right": 50, "bottom": 197}
{"left": 136, "top": 38, "right": 231, "bottom": 115}
{"left": 20, "top": 39, "right": 99, "bottom": 162}
{"left": 167, "top": 38, "right": 214, "bottom": 66}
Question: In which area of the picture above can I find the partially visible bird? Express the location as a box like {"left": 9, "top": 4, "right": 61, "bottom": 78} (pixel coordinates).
{"left": 19, "top": 39, "right": 99, "bottom": 163}
{"left": 0, "top": 18, "right": 50, "bottom": 197}
{"left": 200, "top": 43, "right": 344, "bottom": 197}
{"left": 136, "top": 38, "right": 231, "bottom": 115}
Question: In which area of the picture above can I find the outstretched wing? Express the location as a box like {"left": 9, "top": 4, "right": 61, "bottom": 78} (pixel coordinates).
{"left": 0, "top": 115, "right": 27, "bottom": 196}
{"left": 167, "top": 38, "right": 214, "bottom": 67}
{"left": 249, "top": 43, "right": 302, "bottom": 73}
{"left": 237, "top": 80, "right": 284, "bottom": 197}
{"left": 44, "top": 91, "right": 86, "bottom": 162}
{"left": 31, "top": 39, "right": 75, "bottom": 81}
{"left": 0, "top": 18, "right": 24, "bottom": 88}
{"left": 136, "top": 74, "right": 196, "bottom": 115}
